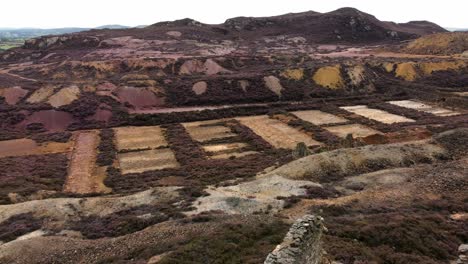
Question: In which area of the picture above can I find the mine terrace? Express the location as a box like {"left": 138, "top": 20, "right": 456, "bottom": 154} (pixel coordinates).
{"left": 0, "top": 7, "right": 467, "bottom": 264}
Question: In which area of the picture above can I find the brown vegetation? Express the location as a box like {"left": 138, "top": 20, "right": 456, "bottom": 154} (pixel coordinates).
{"left": 0, "top": 153, "right": 68, "bottom": 204}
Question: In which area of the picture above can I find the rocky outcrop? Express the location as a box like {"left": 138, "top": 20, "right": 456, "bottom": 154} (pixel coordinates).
{"left": 264, "top": 215, "right": 325, "bottom": 264}
{"left": 24, "top": 35, "right": 100, "bottom": 50}
{"left": 151, "top": 18, "right": 204, "bottom": 28}
{"left": 456, "top": 244, "right": 468, "bottom": 264}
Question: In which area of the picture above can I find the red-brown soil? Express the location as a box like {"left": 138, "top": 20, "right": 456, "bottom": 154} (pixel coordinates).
{"left": 18, "top": 110, "right": 74, "bottom": 132}
{"left": 0, "top": 86, "right": 28, "bottom": 105}
{"left": 63, "top": 131, "right": 102, "bottom": 194}
{"left": 0, "top": 7, "right": 466, "bottom": 264}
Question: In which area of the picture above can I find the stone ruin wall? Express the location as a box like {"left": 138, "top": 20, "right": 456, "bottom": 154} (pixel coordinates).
{"left": 264, "top": 214, "right": 325, "bottom": 264}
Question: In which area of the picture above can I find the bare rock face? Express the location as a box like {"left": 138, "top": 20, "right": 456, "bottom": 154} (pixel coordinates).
{"left": 264, "top": 215, "right": 325, "bottom": 264}
{"left": 225, "top": 17, "right": 278, "bottom": 31}
{"left": 456, "top": 244, "right": 468, "bottom": 264}
{"left": 24, "top": 35, "right": 100, "bottom": 50}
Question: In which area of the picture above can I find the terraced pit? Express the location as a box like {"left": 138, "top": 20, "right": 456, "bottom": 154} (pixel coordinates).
{"left": 388, "top": 100, "right": 461, "bottom": 117}
{"left": 64, "top": 131, "right": 101, "bottom": 194}
{"left": 0, "top": 97, "right": 466, "bottom": 263}
{"left": 114, "top": 126, "right": 168, "bottom": 151}
{"left": 183, "top": 120, "right": 236, "bottom": 143}
{"left": 291, "top": 110, "right": 348, "bottom": 125}
{"left": 114, "top": 126, "right": 178, "bottom": 174}
{"left": 118, "top": 148, "right": 179, "bottom": 174}
{"left": 324, "top": 123, "right": 382, "bottom": 138}
{"left": 340, "top": 105, "right": 415, "bottom": 124}
{"left": 236, "top": 115, "right": 322, "bottom": 149}
{"left": 183, "top": 120, "right": 257, "bottom": 159}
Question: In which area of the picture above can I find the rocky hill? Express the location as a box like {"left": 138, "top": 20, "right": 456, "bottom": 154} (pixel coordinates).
{"left": 5, "top": 7, "right": 447, "bottom": 54}
{"left": 223, "top": 8, "right": 446, "bottom": 42}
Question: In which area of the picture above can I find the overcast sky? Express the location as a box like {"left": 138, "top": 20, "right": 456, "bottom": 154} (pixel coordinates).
{"left": 1, "top": 0, "right": 467, "bottom": 29}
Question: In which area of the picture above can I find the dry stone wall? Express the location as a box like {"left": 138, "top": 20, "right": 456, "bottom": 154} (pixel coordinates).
{"left": 264, "top": 215, "right": 324, "bottom": 264}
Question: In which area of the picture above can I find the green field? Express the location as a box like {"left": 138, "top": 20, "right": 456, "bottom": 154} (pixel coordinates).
{"left": 0, "top": 39, "right": 24, "bottom": 52}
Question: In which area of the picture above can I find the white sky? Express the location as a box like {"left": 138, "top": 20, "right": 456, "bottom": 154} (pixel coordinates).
{"left": 1, "top": 0, "right": 467, "bottom": 29}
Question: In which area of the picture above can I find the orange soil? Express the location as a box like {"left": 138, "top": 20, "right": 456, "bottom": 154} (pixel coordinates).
{"left": 0, "top": 138, "right": 72, "bottom": 158}
{"left": 63, "top": 131, "right": 107, "bottom": 194}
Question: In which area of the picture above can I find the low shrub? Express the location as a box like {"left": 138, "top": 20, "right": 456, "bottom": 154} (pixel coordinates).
{"left": 96, "top": 128, "right": 116, "bottom": 166}
{"left": 158, "top": 219, "right": 288, "bottom": 264}
{"left": 0, "top": 213, "right": 43, "bottom": 242}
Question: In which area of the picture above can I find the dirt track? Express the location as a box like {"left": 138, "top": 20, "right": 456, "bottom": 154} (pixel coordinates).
{"left": 63, "top": 131, "right": 100, "bottom": 194}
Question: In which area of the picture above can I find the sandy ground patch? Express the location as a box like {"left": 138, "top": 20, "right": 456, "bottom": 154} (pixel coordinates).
{"left": 388, "top": 100, "right": 461, "bottom": 116}
{"left": 192, "top": 81, "right": 207, "bottom": 95}
{"left": 63, "top": 131, "right": 101, "bottom": 194}
{"left": 263, "top": 76, "right": 283, "bottom": 96}
{"left": 237, "top": 115, "right": 321, "bottom": 149}
{"left": 382, "top": 62, "right": 395, "bottom": 72}
{"left": 183, "top": 122, "right": 235, "bottom": 142}
{"left": 189, "top": 175, "right": 320, "bottom": 215}
{"left": 47, "top": 85, "right": 80, "bottom": 108}
{"left": 0, "top": 138, "right": 72, "bottom": 158}
{"left": 118, "top": 148, "right": 179, "bottom": 174}
{"left": 395, "top": 62, "right": 418, "bottom": 81}
{"left": 453, "top": 91, "right": 468, "bottom": 97}
{"left": 203, "top": 142, "right": 257, "bottom": 159}
{"left": 341, "top": 105, "right": 415, "bottom": 124}
{"left": 0, "top": 187, "right": 179, "bottom": 223}
{"left": 292, "top": 110, "right": 348, "bottom": 125}
{"left": 280, "top": 69, "right": 304, "bottom": 80}
{"left": 312, "top": 65, "right": 344, "bottom": 89}
{"left": 114, "top": 126, "right": 167, "bottom": 151}
{"left": 203, "top": 142, "right": 248, "bottom": 153}
{"left": 324, "top": 123, "right": 381, "bottom": 138}
{"left": 26, "top": 86, "right": 55, "bottom": 103}
{"left": 419, "top": 61, "right": 466, "bottom": 75}
{"left": 334, "top": 168, "right": 414, "bottom": 195}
